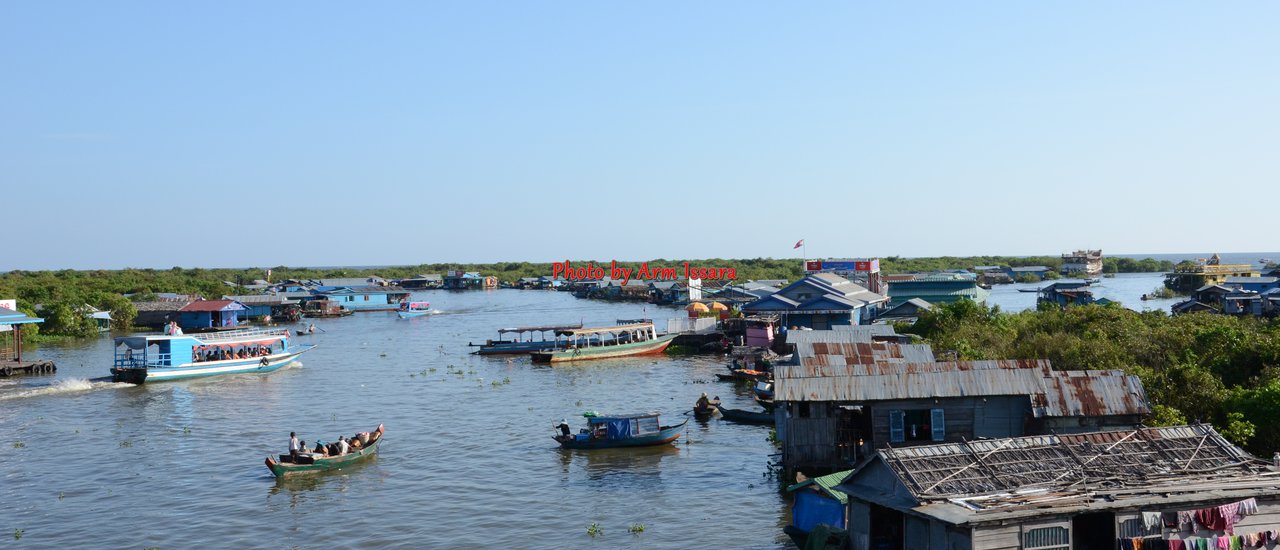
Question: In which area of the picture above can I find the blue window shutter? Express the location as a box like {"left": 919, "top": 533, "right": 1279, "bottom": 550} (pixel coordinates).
{"left": 931, "top": 409, "right": 946, "bottom": 442}
{"left": 889, "top": 410, "right": 905, "bottom": 443}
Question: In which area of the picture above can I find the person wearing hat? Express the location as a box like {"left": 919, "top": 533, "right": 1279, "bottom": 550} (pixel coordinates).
{"left": 556, "top": 419, "right": 572, "bottom": 437}
{"left": 695, "top": 392, "right": 711, "bottom": 410}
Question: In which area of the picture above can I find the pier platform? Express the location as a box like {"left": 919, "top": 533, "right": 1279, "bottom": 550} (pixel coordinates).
{"left": 0, "top": 360, "right": 57, "bottom": 377}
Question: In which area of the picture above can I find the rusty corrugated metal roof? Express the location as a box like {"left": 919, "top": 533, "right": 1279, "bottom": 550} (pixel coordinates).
{"left": 775, "top": 359, "right": 1149, "bottom": 418}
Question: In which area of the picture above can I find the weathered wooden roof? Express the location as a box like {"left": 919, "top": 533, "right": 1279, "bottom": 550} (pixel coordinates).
{"left": 848, "top": 424, "right": 1266, "bottom": 519}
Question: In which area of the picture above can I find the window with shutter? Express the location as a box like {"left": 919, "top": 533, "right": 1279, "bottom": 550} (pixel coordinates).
{"left": 889, "top": 410, "right": 904, "bottom": 443}
{"left": 931, "top": 409, "right": 945, "bottom": 441}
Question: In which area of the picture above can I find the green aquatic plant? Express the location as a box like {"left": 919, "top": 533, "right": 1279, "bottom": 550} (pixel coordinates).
{"left": 182, "top": 427, "right": 191, "bottom": 435}
{"left": 586, "top": 522, "right": 603, "bottom": 538}
{"left": 119, "top": 440, "right": 132, "bottom": 448}
{"left": 13, "top": 441, "right": 24, "bottom": 448}
{"left": 58, "top": 492, "right": 64, "bottom": 501}
{"left": 628, "top": 523, "right": 645, "bottom": 534}
{"left": 14, "top": 529, "right": 22, "bottom": 540}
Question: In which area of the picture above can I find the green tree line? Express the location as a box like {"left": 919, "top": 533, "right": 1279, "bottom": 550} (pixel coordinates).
{"left": 902, "top": 300, "right": 1280, "bottom": 455}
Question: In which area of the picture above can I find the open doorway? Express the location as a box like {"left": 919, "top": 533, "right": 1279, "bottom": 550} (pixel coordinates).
{"left": 1072, "top": 512, "right": 1114, "bottom": 550}
{"left": 869, "top": 503, "right": 903, "bottom": 550}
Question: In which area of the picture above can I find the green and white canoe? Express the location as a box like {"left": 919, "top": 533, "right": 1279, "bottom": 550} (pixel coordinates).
{"left": 265, "top": 424, "right": 384, "bottom": 478}
{"left": 529, "top": 323, "right": 676, "bottom": 363}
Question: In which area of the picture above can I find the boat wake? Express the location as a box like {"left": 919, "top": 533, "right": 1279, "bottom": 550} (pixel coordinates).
{"left": 0, "top": 377, "right": 133, "bottom": 401}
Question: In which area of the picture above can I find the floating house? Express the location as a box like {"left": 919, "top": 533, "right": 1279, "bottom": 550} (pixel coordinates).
{"left": 786, "top": 469, "right": 853, "bottom": 546}
{"left": 713, "top": 281, "right": 782, "bottom": 305}
{"left": 314, "top": 286, "right": 411, "bottom": 312}
{"left": 1060, "top": 249, "right": 1104, "bottom": 277}
{"left": 742, "top": 273, "right": 888, "bottom": 329}
{"left": 178, "top": 299, "right": 247, "bottom": 330}
{"left": 1008, "top": 265, "right": 1053, "bottom": 281}
{"left": 131, "top": 299, "right": 194, "bottom": 329}
{"left": 875, "top": 298, "right": 933, "bottom": 324}
{"left": 442, "top": 271, "right": 496, "bottom": 290}
{"left": 398, "top": 274, "right": 443, "bottom": 289}
{"left": 773, "top": 337, "right": 1148, "bottom": 474}
{"left": 1224, "top": 276, "right": 1280, "bottom": 294}
{"left": 1165, "top": 254, "right": 1259, "bottom": 292}
{"left": 835, "top": 424, "right": 1280, "bottom": 550}
{"left": 222, "top": 295, "right": 300, "bottom": 321}
{"left": 885, "top": 272, "right": 989, "bottom": 306}
{"left": 1036, "top": 280, "right": 1103, "bottom": 308}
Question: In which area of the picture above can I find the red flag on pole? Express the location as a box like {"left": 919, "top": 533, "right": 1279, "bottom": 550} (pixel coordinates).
{"left": 793, "top": 239, "right": 804, "bottom": 249}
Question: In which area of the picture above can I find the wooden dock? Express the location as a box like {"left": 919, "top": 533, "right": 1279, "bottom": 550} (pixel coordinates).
{"left": 0, "top": 360, "right": 57, "bottom": 377}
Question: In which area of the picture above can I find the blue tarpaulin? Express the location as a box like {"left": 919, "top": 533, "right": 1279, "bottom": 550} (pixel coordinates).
{"left": 792, "top": 491, "right": 845, "bottom": 533}
{"left": 606, "top": 419, "right": 632, "bottom": 440}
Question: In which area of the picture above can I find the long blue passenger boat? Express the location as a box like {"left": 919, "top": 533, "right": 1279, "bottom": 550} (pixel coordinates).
{"left": 553, "top": 412, "right": 687, "bottom": 449}
{"left": 111, "top": 327, "right": 314, "bottom": 384}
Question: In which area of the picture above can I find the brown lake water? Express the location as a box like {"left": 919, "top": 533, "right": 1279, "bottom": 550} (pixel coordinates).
{"left": 1, "top": 290, "right": 791, "bottom": 549}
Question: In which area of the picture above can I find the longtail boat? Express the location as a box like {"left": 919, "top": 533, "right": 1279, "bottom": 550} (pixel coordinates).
{"left": 265, "top": 424, "right": 384, "bottom": 478}
{"left": 529, "top": 323, "right": 676, "bottom": 363}
{"left": 397, "top": 301, "right": 432, "bottom": 318}
{"left": 714, "top": 368, "right": 771, "bottom": 382}
{"left": 715, "top": 404, "right": 774, "bottom": 425}
{"left": 554, "top": 412, "right": 686, "bottom": 449}
{"left": 470, "top": 323, "right": 583, "bottom": 355}
{"left": 111, "top": 328, "right": 314, "bottom": 384}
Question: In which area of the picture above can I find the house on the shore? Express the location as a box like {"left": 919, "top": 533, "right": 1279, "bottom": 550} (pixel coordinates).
{"left": 885, "top": 272, "right": 988, "bottom": 306}
{"left": 398, "top": 274, "right": 443, "bottom": 289}
{"left": 875, "top": 298, "right": 933, "bottom": 324}
{"left": 1008, "top": 265, "right": 1053, "bottom": 281}
{"left": 178, "top": 299, "right": 248, "bottom": 330}
{"left": 835, "top": 424, "right": 1280, "bottom": 550}
{"left": 222, "top": 294, "right": 300, "bottom": 321}
{"left": 773, "top": 332, "right": 1149, "bottom": 475}
{"left": 1037, "top": 280, "right": 1107, "bottom": 308}
{"left": 741, "top": 273, "right": 888, "bottom": 329}
{"left": 1164, "top": 254, "right": 1259, "bottom": 292}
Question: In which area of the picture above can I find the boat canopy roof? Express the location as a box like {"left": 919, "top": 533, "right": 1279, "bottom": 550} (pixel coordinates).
{"left": 498, "top": 323, "right": 582, "bottom": 334}
{"left": 113, "top": 328, "right": 288, "bottom": 348}
{"left": 556, "top": 323, "right": 654, "bottom": 336}
{"left": 584, "top": 412, "right": 661, "bottom": 423}
{"left": 404, "top": 301, "right": 431, "bottom": 308}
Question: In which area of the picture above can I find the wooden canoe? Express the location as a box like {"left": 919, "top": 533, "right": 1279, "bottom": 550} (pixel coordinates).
{"left": 265, "top": 424, "right": 384, "bottom": 478}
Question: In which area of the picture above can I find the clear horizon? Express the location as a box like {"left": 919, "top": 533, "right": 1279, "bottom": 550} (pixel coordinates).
{"left": 4, "top": 2, "right": 1277, "bottom": 271}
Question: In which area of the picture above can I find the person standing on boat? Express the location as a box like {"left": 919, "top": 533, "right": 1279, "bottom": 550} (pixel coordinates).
{"left": 289, "top": 432, "right": 301, "bottom": 461}
{"left": 556, "top": 419, "right": 572, "bottom": 437}
{"left": 307, "top": 323, "right": 316, "bottom": 334}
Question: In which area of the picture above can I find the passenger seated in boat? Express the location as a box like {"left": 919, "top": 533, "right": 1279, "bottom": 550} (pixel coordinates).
{"left": 349, "top": 437, "right": 362, "bottom": 451}
{"left": 337, "top": 436, "right": 350, "bottom": 455}
{"left": 696, "top": 392, "right": 711, "bottom": 410}
{"left": 313, "top": 442, "right": 328, "bottom": 456}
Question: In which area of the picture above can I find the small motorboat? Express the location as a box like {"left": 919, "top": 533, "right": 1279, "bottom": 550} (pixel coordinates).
{"left": 397, "top": 301, "right": 432, "bottom": 319}
{"left": 553, "top": 412, "right": 686, "bottom": 449}
{"left": 715, "top": 369, "right": 771, "bottom": 382}
{"left": 266, "top": 424, "right": 384, "bottom": 478}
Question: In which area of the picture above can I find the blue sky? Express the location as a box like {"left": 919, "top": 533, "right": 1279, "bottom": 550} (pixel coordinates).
{"left": 3, "top": 2, "right": 1277, "bottom": 270}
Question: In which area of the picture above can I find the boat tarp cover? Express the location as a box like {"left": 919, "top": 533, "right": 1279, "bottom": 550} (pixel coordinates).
{"left": 115, "top": 337, "right": 152, "bottom": 350}
{"left": 792, "top": 491, "right": 846, "bottom": 533}
{"left": 606, "top": 419, "right": 632, "bottom": 440}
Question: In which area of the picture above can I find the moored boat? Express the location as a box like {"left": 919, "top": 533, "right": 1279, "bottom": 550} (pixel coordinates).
{"left": 265, "top": 424, "right": 384, "bottom": 478}
{"left": 715, "top": 404, "right": 774, "bottom": 425}
{"left": 303, "top": 300, "right": 353, "bottom": 318}
{"left": 397, "top": 301, "right": 432, "bottom": 318}
{"left": 529, "top": 323, "right": 676, "bottom": 363}
{"left": 110, "top": 327, "right": 314, "bottom": 384}
{"left": 714, "top": 368, "right": 771, "bottom": 382}
{"left": 470, "top": 324, "right": 583, "bottom": 355}
{"left": 553, "top": 412, "right": 686, "bottom": 449}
